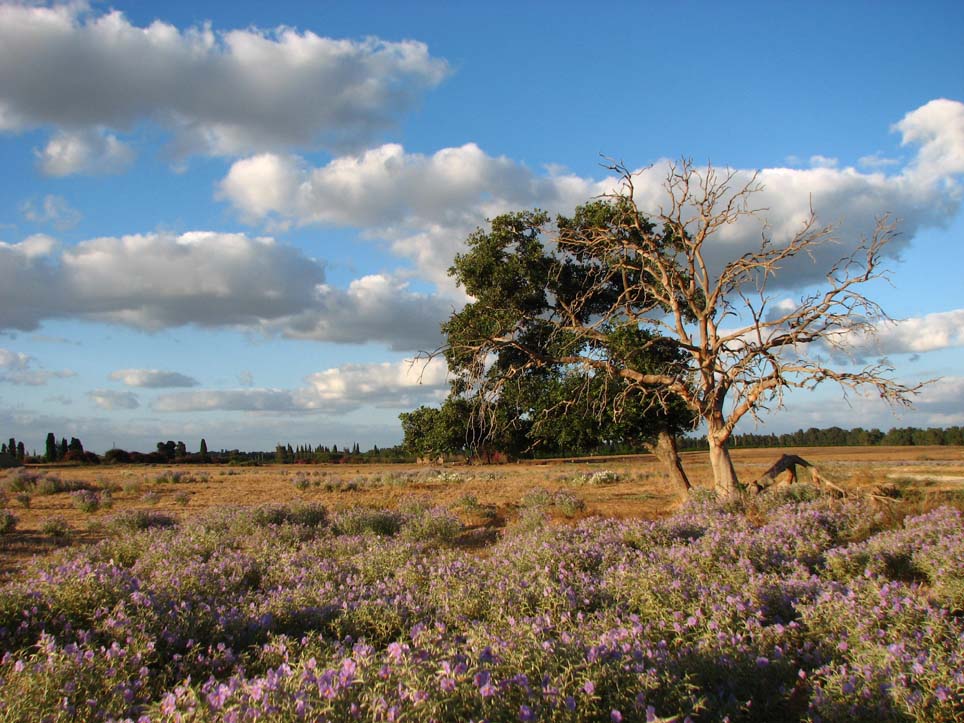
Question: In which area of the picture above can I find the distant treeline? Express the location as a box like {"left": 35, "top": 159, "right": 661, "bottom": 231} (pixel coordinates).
{"left": 678, "top": 426, "right": 964, "bottom": 450}
{"left": 2, "top": 425, "right": 961, "bottom": 467}
{"left": 0, "top": 434, "right": 411, "bottom": 466}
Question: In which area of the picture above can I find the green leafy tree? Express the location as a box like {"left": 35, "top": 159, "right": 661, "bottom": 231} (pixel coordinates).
{"left": 400, "top": 398, "right": 477, "bottom": 460}
{"left": 437, "top": 202, "right": 696, "bottom": 492}
{"left": 199, "top": 438, "right": 208, "bottom": 462}
{"left": 157, "top": 441, "right": 176, "bottom": 460}
{"left": 45, "top": 432, "right": 57, "bottom": 462}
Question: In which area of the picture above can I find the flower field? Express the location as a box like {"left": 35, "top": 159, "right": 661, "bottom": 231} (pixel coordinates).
{"left": 1, "top": 484, "right": 962, "bottom": 722}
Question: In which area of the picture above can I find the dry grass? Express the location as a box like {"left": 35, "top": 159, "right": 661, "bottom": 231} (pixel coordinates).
{"left": 1, "top": 445, "right": 962, "bottom": 579}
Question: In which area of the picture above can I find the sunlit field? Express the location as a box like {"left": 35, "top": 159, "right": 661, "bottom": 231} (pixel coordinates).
{"left": 3, "top": 446, "right": 963, "bottom": 575}
{"left": 1, "top": 446, "right": 963, "bottom": 721}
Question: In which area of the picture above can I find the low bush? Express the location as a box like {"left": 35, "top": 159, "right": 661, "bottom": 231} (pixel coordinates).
{"left": 107, "top": 509, "right": 177, "bottom": 533}
{"left": 0, "top": 509, "right": 16, "bottom": 534}
{"left": 332, "top": 507, "right": 404, "bottom": 537}
{"left": 40, "top": 516, "right": 70, "bottom": 541}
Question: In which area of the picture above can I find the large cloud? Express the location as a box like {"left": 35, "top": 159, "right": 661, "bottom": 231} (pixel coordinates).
{"left": 220, "top": 100, "right": 964, "bottom": 292}
{"left": 0, "top": 230, "right": 446, "bottom": 348}
{"left": 0, "top": 231, "right": 323, "bottom": 330}
{"left": 842, "top": 309, "right": 964, "bottom": 358}
{"left": 153, "top": 357, "right": 447, "bottom": 414}
{"left": 268, "top": 273, "right": 452, "bottom": 351}
{"left": 218, "top": 142, "right": 607, "bottom": 287}
{"left": 0, "top": 3, "right": 448, "bottom": 167}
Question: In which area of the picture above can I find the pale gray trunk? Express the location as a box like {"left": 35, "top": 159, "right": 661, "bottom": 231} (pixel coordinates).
{"left": 648, "top": 429, "right": 691, "bottom": 495}
{"left": 707, "top": 418, "right": 740, "bottom": 498}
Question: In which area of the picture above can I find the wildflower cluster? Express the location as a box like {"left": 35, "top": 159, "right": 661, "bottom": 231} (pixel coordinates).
{"left": 0, "top": 492, "right": 961, "bottom": 722}
{"left": 521, "top": 487, "right": 586, "bottom": 518}
{"left": 71, "top": 489, "right": 113, "bottom": 513}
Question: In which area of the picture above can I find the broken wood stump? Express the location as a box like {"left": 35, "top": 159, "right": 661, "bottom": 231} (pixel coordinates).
{"left": 750, "top": 454, "right": 846, "bottom": 497}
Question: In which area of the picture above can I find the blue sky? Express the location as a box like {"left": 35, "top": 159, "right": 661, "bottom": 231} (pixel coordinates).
{"left": 1, "top": 0, "right": 963, "bottom": 453}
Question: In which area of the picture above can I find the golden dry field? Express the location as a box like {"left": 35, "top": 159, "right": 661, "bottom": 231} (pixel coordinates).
{"left": 2, "top": 445, "right": 964, "bottom": 579}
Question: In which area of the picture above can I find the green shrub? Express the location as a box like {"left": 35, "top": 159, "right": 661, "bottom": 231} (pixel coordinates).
{"left": 107, "top": 509, "right": 177, "bottom": 533}
{"left": 0, "top": 509, "right": 17, "bottom": 534}
{"left": 291, "top": 473, "right": 312, "bottom": 491}
{"left": 249, "top": 502, "right": 327, "bottom": 528}
{"left": 401, "top": 507, "right": 464, "bottom": 543}
{"left": 332, "top": 508, "right": 403, "bottom": 536}
{"left": 41, "top": 516, "right": 70, "bottom": 541}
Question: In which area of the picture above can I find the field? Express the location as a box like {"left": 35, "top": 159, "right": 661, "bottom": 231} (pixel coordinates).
{"left": 1, "top": 446, "right": 963, "bottom": 721}
{"left": 2, "top": 446, "right": 964, "bottom": 577}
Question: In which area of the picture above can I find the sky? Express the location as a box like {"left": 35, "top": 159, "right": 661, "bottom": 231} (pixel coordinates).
{"left": 1, "top": 0, "right": 963, "bottom": 454}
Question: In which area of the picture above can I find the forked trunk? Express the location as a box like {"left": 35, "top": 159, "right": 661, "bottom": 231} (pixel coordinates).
{"left": 648, "top": 429, "right": 691, "bottom": 495}
{"left": 707, "top": 424, "right": 740, "bottom": 498}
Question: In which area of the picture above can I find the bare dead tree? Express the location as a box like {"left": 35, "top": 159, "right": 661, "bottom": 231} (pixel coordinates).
{"left": 565, "top": 159, "right": 923, "bottom": 497}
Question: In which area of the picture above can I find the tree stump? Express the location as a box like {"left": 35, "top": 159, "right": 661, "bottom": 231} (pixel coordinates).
{"left": 751, "top": 454, "right": 846, "bottom": 497}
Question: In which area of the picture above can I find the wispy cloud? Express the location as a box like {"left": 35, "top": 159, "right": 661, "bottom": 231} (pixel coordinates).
{"left": 109, "top": 369, "right": 200, "bottom": 388}
{"left": 154, "top": 357, "right": 447, "bottom": 414}
{"left": 87, "top": 389, "right": 140, "bottom": 410}
{"left": 21, "top": 194, "right": 82, "bottom": 229}
{"left": 0, "top": 347, "right": 74, "bottom": 386}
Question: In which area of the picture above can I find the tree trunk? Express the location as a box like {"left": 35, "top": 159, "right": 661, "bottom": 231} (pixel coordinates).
{"left": 707, "top": 421, "right": 740, "bottom": 498}
{"left": 648, "top": 429, "right": 691, "bottom": 495}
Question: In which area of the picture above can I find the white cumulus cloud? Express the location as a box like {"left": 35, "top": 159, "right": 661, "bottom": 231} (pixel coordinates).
{"left": 35, "top": 128, "right": 134, "bottom": 176}
{"left": 268, "top": 273, "right": 453, "bottom": 351}
{"left": 0, "top": 230, "right": 324, "bottom": 331}
{"left": 0, "top": 230, "right": 450, "bottom": 349}
{"left": 0, "top": 3, "right": 448, "bottom": 165}
{"left": 220, "top": 99, "right": 964, "bottom": 293}
{"left": 218, "top": 142, "right": 607, "bottom": 288}
{"left": 838, "top": 309, "right": 964, "bottom": 358}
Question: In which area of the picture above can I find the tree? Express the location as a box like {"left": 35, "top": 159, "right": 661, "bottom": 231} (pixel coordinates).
{"left": 157, "top": 441, "right": 176, "bottom": 461}
{"left": 438, "top": 203, "right": 696, "bottom": 491}
{"left": 45, "top": 432, "right": 57, "bottom": 462}
{"left": 400, "top": 401, "right": 467, "bottom": 459}
{"left": 199, "top": 438, "right": 209, "bottom": 462}
{"left": 175, "top": 441, "right": 187, "bottom": 459}
{"left": 437, "top": 160, "right": 920, "bottom": 497}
